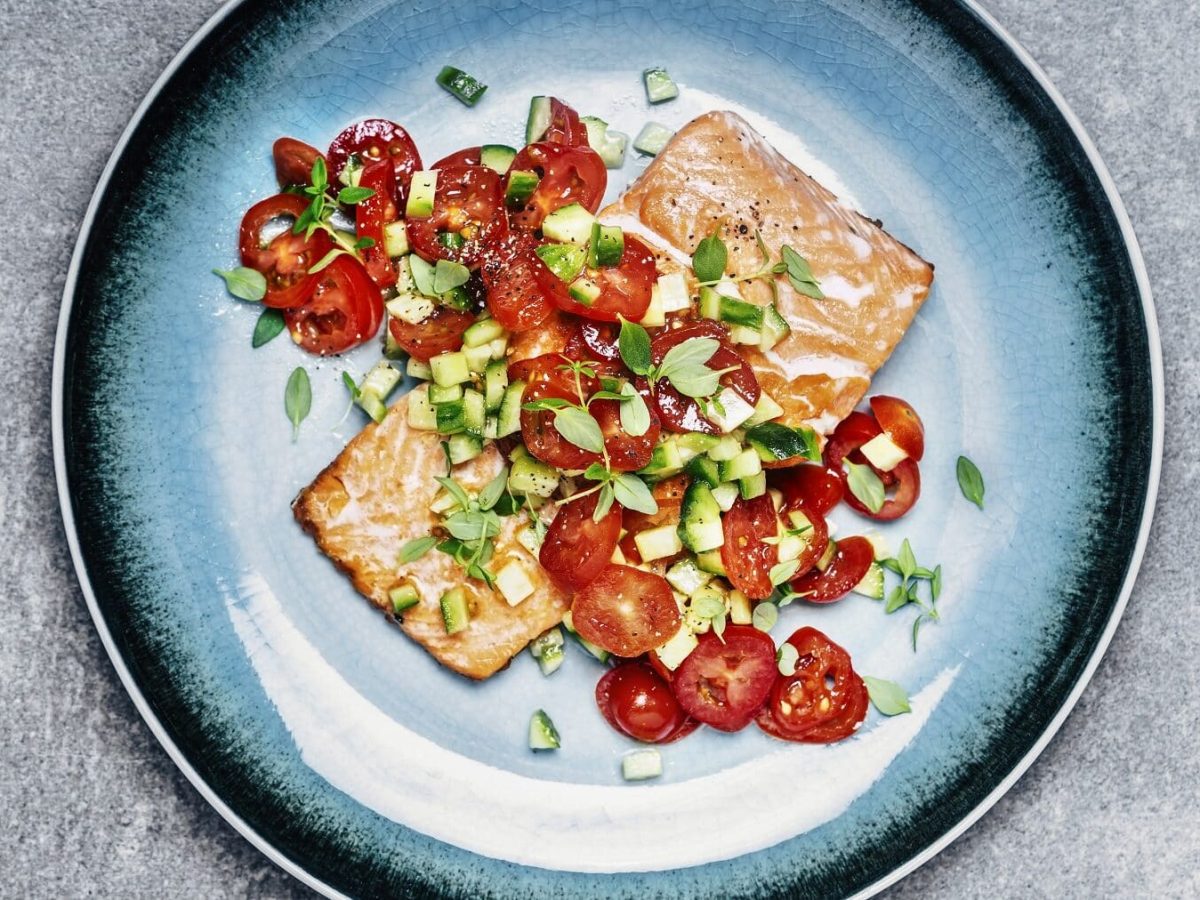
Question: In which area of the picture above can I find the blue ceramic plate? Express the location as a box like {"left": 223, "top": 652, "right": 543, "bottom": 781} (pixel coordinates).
{"left": 54, "top": 0, "right": 1161, "bottom": 896}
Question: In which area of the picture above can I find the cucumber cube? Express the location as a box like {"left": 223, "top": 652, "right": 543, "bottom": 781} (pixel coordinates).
{"left": 633, "top": 122, "right": 674, "bottom": 156}
{"left": 621, "top": 749, "right": 663, "bottom": 781}
{"left": 406, "top": 386, "right": 438, "bottom": 431}
{"left": 529, "top": 709, "right": 561, "bottom": 751}
{"left": 383, "top": 221, "right": 410, "bottom": 258}
{"left": 542, "top": 202, "right": 595, "bottom": 244}
{"left": 633, "top": 524, "right": 683, "bottom": 562}
{"left": 439, "top": 587, "right": 470, "bottom": 634}
{"left": 656, "top": 272, "right": 691, "bottom": 312}
{"left": 654, "top": 625, "right": 699, "bottom": 671}
{"left": 496, "top": 561, "right": 535, "bottom": 606}
{"left": 430, "top": 351, "right": 470, "bottom": 386}
{"left": 642, "top": 66, "right": 679, "bottom": 104}
{"left": 406, "top": 170, "right": 437, "bottom": 218}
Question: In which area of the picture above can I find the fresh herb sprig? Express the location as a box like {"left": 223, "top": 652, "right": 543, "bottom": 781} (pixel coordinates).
{"left": 284, "top": 366, "right": 311, "bottom": 440}
{"left": 617, "top": 318, "right": 736, "bottom": 401}
{"left": 957, "top": 455, "right": 985, "bottom": 509}
{"left": 690, "top": 228, "right": 825, "bottom": 300}
{"left": 293, "top": 157, "right": 376, "bottom": 263}
{"left": 410, "top": 465, "right": 517, "bottom": 587}
{"left": 878, "top": 538, "right": 943, "bottom": 650}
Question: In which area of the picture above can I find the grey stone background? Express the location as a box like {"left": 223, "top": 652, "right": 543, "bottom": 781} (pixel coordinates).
{"left": 2, "top": 0, "right": 1194, "bottom": 896}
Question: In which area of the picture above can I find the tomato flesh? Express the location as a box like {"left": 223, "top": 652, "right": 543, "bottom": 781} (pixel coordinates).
{"left": 355, "top": 160, "right": 398, "bottom": 288}
{"left": 406, "top": 164, "right": 508, "bottom": 268}
{"left": 788, "top": 535, "right": 874, "bottom": 603}
{"left": 824, "top": 411, "right": 921, "bottom": 520}
{"left": 507, "top": 142, "right": 607, "bottom": 232}
{"left": 756, "top": 627, "right": 867, "bottom": 743}
{"left": 542, "top": 97, "right": 591, "bottom": 147}
{"left": 327, "top": 118, "right": 422, "bottom": 204}
{"left": 283, "top": 254, "right": 379, "bottom": 355}
{"left": 387, "top": 306, "right": 473, "bottom": 361}
{"left": 431, "top": 146, "right": 482, "bottom": 169}
{"left": 538, "top": 235, "right": 656, "bottom": 323}
{"left": 671, "top": 626, "right": 777, "bottom": 732}
{"left": 238, "top": 194, "right": 332, "bottom": 309}
{"left": 518, "top": 363, "right": 603, "bottom": 471}
{"left": 591, "top": 397, "right": 660, "bottom": 472}
{"left": 595, "top": 662, "right": 691, "bottom": 743}
{"left": 773, "top": 464, "right": 844, "bottom": 516}
{"left": 720, "top": 494, "right": 780, "bottom": 600}
{"left": 870, "top": 395, "right": 925, "bottom": 461}
{"left": 643, "top": 321, "right": 760, "bottom": 434}
{"left": 539, "top": 491, "right": 622, "bottom": 592}
{"left": 272, "top": 137, "right": 324, "bottom": 188}
{"left": 571, "top": 565, "right": 681, "bottom": 658}
{"left": 480, "top": 234, "right": 556, "bottom": 331}
{"left": 565, "top": 318, "right": 622, "bottom": 363}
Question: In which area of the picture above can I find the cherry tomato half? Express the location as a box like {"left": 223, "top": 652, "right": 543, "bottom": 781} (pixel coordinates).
{"left": 507, "top": 142, "right": 607, "bottom": 232}
{"left": 354, "top": 160, "right": 398, "bottom": 288}
{"left": 755, "top": 627, "right": 868, "bottom": 743}
{"left": 541, "top": 97, "right": 591, "bottom": 147}
{"left": 272, "top": 137, "right": 324, "bottom": 188}
{"left": 283, "top": 254, "right": 380, "bottom": 355}
{"left": 238, "top": 194, "right": 332, "bottom": 309}
{"left": 431, "top": 146, "right": 482, "bottom": 169}
{"left": 773, "top": 464, "right": 844, "bottom": 516}
{"left": 592, "top": 397, "right": 661, "bottom": 472}
{"left": 536, "top": 234, "right": 656, "bottom": 323}
{"left": 327, "top": 118, "right": 422, "bottom": 204}
{"left": 518, "top": 359, "right": 603, "bottom": 470}
{"left": 788, "top": 535, "right": 875, "bottom": 603}
{"left": 565, "top": 318, "right": 622, "bottom": 363}
{"left": 539, "top": 490, "right": 622, "bottom": 592}
{"left": 823, "top": 411, "right": 921, "bottom": 520}
{"left": 387, "top": 306, "right": 474, "bottom": 361}
{"left": 479, "top": 234, "right": 556, "bottom": 332}
{"left": 571, "top": 565, "right": 681, "bottom": 658}
{"left": 779, "top": 505, "right": 831, "bottom": 581}
{"left": 406, "top": 164, "right": 508, "bottom": 268}
{"left": 595, "top": 661, "right": 693, "bottom": 743}
{"left": 720, "top": 494, "right": 780, "bottom": 600}
{"left": 870, "top": 395, "right": 925, "bottom": 461}
{"left": 671, "top": 626, "right": 778, "bottom": 732}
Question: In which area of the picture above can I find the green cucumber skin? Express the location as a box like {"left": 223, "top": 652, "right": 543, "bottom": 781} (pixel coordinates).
{"left": 678, "top": 481, "right": 721, "bottom": 552}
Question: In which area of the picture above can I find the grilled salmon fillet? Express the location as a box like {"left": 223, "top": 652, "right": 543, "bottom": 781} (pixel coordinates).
{"left": 293, "top": 403, "right": 568, "bottom": 679}
{"left": 515, "top": 110, "right": 934, "bottom": 434}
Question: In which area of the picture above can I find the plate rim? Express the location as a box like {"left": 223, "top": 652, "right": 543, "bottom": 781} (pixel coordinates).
{"left": 50, "top": 1, "right": 1164, "bottom": 897}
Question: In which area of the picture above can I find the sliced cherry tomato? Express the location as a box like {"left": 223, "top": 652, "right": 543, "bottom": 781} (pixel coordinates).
{"left": 539, "top": 491, "right": 622, "bottom": 592}
{"left": 779, "top": 505, "right": 830, "bottom": 580}
{"left": 565, "top": 319, "right": 622, "bottom": 362}
{"left": 272, "top": 137, "right": 324, "bottom": 188}
{"left": 406, "top": 165, "right": 508, "bottom": 268}
{"left": 354, "top": 160, "right": 398, "bottom": 288}
{"left": 870, "top": 395, "right": 925, "bottom": 461}
{"left": 641, "top": 321, "right": 761, "bottom": 434}
{"left": 823, "top": 411, "right": 921, "bottom": 520}
{"left": 755, "top": 627, "right": 868, "bottom": 743}
{"left": 596, "top": 661, "right": 692, "bottom": 743}
{"left": 327, "top": 118, "right": 422, "bottom": 204}
{"left": 671, "top": 626, "right": 777, "bottom": 732}
{"left": 773, "top": 464, "right": 844, "bottom": 516}
{"left": 518, "top": 360, "right": 602, "bottom": 470}
{"left": 591, "top": 398, "right": 660, "bottom": 472}
{"left": 507, "top": 142, "right": 607, "bottom": 232}
{"left": 537, "top": 235, "right": 656, "bottom": 323}
{"left": 788, "top": 535, "right": 874, "bottom": 603}
{"left": 571, "top": 565, "right": 681, "bottom": 658}
{"left": 620, "top": 474, "right": 688, "bottom": 562}
{"left": 431, "top": 146, "right": 481, "bottom": 169}
{"left": 541, "top": 97, "right": 591, "bottom": 147}
{"left": 283, "top": 254, "right": 379, "bottom": 355}
{"left": 387, "top": 306, "right": 473, "bottom": 361}
{"left": 239, "top": 194, "right": 332, "bottom": 309}
{"left": 507, "top": 352, "right": 589, "bottom": 388}
{"left": 479, "top": 234, "right": 556, "bottom": 331}
{"left": 720, "top": 494, "right": 780, "bottom": 600}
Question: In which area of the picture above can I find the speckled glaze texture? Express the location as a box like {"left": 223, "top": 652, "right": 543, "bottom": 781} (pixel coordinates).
{"left": 55, "top": 0, "right": 1155, "bottom": 898}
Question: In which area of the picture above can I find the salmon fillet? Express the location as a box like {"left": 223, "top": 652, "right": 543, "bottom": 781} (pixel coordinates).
{"left": 292, "top": 405, "right": 568, "bottom": 679}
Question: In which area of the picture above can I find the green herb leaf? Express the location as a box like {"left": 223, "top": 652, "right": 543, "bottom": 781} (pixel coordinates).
{"left": 593, "top": 482, "right": 616, "bottom": 522}
{"left": 341, "top": 371, "right": 361, "bottom": 401}
{"left": 880, "top": 557, "right": 903, "bottom": 576}
{"left": 308, "top": 248, "right": 344, "bottom": 274}
{"left": 751, "top": 601, "right": 779, "bottom": 632}
{"left": 478, "top": 467, "right": 510, "bottom": 511}
{"left": 931, "top": 564, "right": 943, "bottom": 602}
{"left": 522, "top": 397, "right": 574, "bottom": 412}
{"left": 912, "top": 616, "right": 924, "bottom": 651}
{"left": 845, "top": 460, "right": 886, "bottom": 513}
{"left": 213, "top": 267, "right": 267, "bottom": 301}
{"left": 433, "top": 259, "right": 471, "bottom": 295}
{"left": 337, "top": 185, "right": 376, "bottom": 205}
{"left": 552, "top": 407, "right": 605, "bottom": 453}
{"left": 957, "top": 455, "right": 985, "bottom": 509}
{"left": 863, "top": 676, "right": 911, "bottom": 716}
{"left": 409, "top": 254, "right": 437, "bottom": 296}
{"left": 619, "top": 384, "right": 651, "bottom": 437}
{"left": 691, "top": 593, "right": 726, "bottom": 620}
{"left": 658, "top": 337, "right": 718, "bottom": 379}
{"left": 768, "top": 559, "right": 799, "bottom": 586}
{"left": 692, "top": 233, "right": 728, "bottom": 283}
{"left": 776, "top": 641, "right": 799, "bottom": 676}
{"left": 354, "top": 236, "right": 376, "bottom": 250}
{"left": 612, "top": 474, "right": 658, "bottom": 514}
{"left": 884, "top": 584, "right": 909, "bottom": 614}
{"left": 398, "top": 535, "right": 437, "bottom": 564}
{"left": 913, "top": 566, "right": 935, "bottom": 579}
{"left": 618, "top": 318, "right": 652, "bottom": 376}
{"left": 434, "top": 476, "right": 471, "bottom": 511}
{"left": 468, "top": 563, "right": 495, "bottom": 587}
{"left": 897, "top": 538, "right": 917, "bottom": 580}
{"left": 781, "top": 245, "right": 824, "bottom": 299}
{"left": 711, "top": 611, "right": 727, "bottom": 640}
{"left": 251, "top": 308, "right": 285, "bottom": 347}
{"left": 582, "top": 462, "right": 610, "bottom": 482}
{"left": 311, "top": 156, "right": 328, "bottom": 192}
{"left": 666, "top": 364, "right": 724, "bottom": 399}
{"left": 284, "top": 367, "right": 311, "bottom": 440}
{"left": 444, "top": 509, "right": 501, "bottom": 542}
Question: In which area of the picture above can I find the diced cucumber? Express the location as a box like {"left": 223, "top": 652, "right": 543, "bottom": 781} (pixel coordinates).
{"left": 505, "top": 169, "right": 540, "bottom": 207}
{"left": 588, "top": 222, "right": 625, "bottom": 267}
{"left": 496, "top": 560, "right": 535, "bottom": 606}
{"left": 677, "top": 433, "right": 720, "bottom": 456}
{"left": 639, "top": 439, "right": 684, "bottom": 477}
{"left": 719, "top": 447, "right": 763, "bottom": 482}
{"left": 638, "top": 283, "right": 665, "bottom": 327}
{"left": 435, "top": 65, "right": 487, "bottom": 106}
{"left": 568, "top": 277, "right": 601, "bottom": 306}
{"left": 707, "top": 434, "right": 742, "bottom": 461}
{"left": 685, "top": 454, "right": 720, "bottom": 488}
{"left": 860, "top": 432, "right": 908, "bottom": 471}
{"left": 621, "top": 749, "right": 662, "bottom": 781}
{"left": 440, "top": 587, "right": 470, "bottom": 634}
{"left": 698, "top": 286, "right": 722, "bottom": 320}
{"left": 509, "top": 455, "right": 559, "bottom": 498}
{"left": 463, "top": 317, "right": 505, "bottom": 348}
{"left": 529, "top": 627, "right": 565, "bottom": 676}
{"left": 759, "top": 303, "right": 791, "bottom": 350}
{"left": 739, "top": 471, "right": 767, "bottom": 500}
{"left": 746, "top": 421, "right": 820, "bottom": 463}
{"left": 406, "top": 386, "right": 438, "bottom": 431}
{"left": 744, "top": 391, "right": 784, "bottom": 427}
{"left": 718, "top": 295, "right": 765, "bottom": 330}
{"left": 480, "top": 144, "right": 517, "bottom": 174}
{"left": 815, "top": 538, "right": 837, "bottom": 572}
{"left": 535, "top": 242, "right": 587, "bottom": 282}
{"left": 864, "top": 530, "right": 892, "bottom": 561}
{"left": 431, "top": 350, "right": 470, "bottom": 386}
{"left": 696, "top": 549, "right": 727, "bottom": 576}
{"left": 642, "top": 66, "right": 679, "bottom": 104}
{"left": 728, "top": 589, "right": 751, "bottom": 625}
{"left": 678, "top": 481, "right": 724, "bottom": 552}
{"left": 436, "top": 399, "right": 467, "bottom": 434}
{"left": 666, "top": 557, "right": 711, "bottom": 595}
{"left": 710, "top": 482, "right": 739, "bottom": 512}
{"left": 387, "top": 293, "right": 436, "bottom": 325}
{"left": 428, "top": 382, "right": 464, "bottom": 404}
{"left": 447, "top": 432, "right": 483, "bottom": 464}
{"left": 438, "top": 231, "right": 465, "bottom": 252}
{"left": 406, "top": 170, "right": 437, "bottom": 218}
{"left": 542, "top": 202, "right": 595, "bottom": 244}
{"left": 464, "top": 342, "right": 494, "bottom": 374}
{"left": 406, "top": 357, "right": 433, "bottom": 380}
{"left": 383, "top": 220, "right": 410, "bottom": 258}
{"left": 461, "top": 388, "right": 486, "bottom": 435}
{"left": 852, "top": 560, "right": 885, "bottom": 599}
{"left": 654, "top": 625, "right": 698, "bottom": 671}
{"left": 656, "top": 272, "right": 691, "bottom": 312}
{"left": 525, "top": 95, "right": 552, "bottom": 144}
{"left": 634, "top": 524, "right": 683, "bottom": 562}
{"left": 633, "top": 121, "right": 674, "bottom": 156}
{"left": 562, "top": 609, "right": 610, "bottom": 663}
{"left": 389, "top": 583, "right": 419, "bottom": 615}
{"left": 356, "top": 361, "right": 402, "bottom": 423}
{"left": 484, "top": 359, "right": 508, "bottom": 411}
{"left": 580, "top": 115, "right": 628, "bottom": 168}
{"left": 729, "top": 324, "right": 761, "bottom": 346}
{"left": 529, "top": 709, "right": 561, "bottom": 751}
{"left": 383, "top": 321, "right": 406, "bottom": 360}
{"left": 516, "top": 525, "right": 543, "bottom": 558}
{"left": 497, "top": 380, "right": 525, "bottom": 437}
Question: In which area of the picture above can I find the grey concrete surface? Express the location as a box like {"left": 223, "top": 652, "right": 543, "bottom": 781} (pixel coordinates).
{"left": 1, "top": 0, "right": 1195, "bottom": 897}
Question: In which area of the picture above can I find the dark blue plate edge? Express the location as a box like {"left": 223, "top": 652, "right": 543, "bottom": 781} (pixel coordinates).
{"left": 50, "top": 1, "right": 1163, "bottom": 898}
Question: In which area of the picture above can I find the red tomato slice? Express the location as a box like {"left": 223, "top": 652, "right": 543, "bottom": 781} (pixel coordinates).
{"left": 641, "top": 321, "right": 761, "bottom": 434}
{"left": 788, "top": 535, "right": 874, "bottom": 603}
{"left": 542, "top": 97, "right": 591, "bottom": 147}
{"left": 780, "top": 505, "right": 831, "bottom": 580}
{"left": 406, "top": 164, "right": 508, "bottom": 268}
{"left": 479, "top": 234, "right": 556, "bottom": 332}
{"left": 823, "top": 411, "right": 921, "bottom": 520}
{"left": 536, "top": 235, "right": 656, "bottom": 323}
{"left": 720, "top": 494, "right": 780, "bottom": 600}
{"left": 565, "top": 318, "right": 622, "bottom": 362}
{"left": 595, "top": 661, "right": 692, "bottom": 743}
{"left": 620, "top": 474, "right": 688, "bottom": 563}
{"left": 432, "top": 146, "right": 481, "bottom": 169}
{"left": 571, "top": 565, "right": 681, "bottom": 658}
{"left": 354, "top": 160, "right": 398, "bottom": 288}
{"left": 755, "top": 627, "right": 868, "bottom": 743}
{"left": 519, "top": 372, "right": 603, "bottom": 471}
{"left": 507, "top": 142, "right": 607, "bottom": 231}
{"left": 671, "top": 626, "right": 777, "bottom": 732}
{"left": 591, "top": 397, "right": 660, "bottom": 472}
{"left": 772, "top": 464, "right": 844, "bottom": 516}
{"left": 387, "top": 306, "right": 473, "bottom": 361}
{"left": 272, "top": 137, "right": 324, "bottom": 188}
{"left": 283, "top": 254, "right": 379, "bottom": 355}
{"left": 539, "top": 491, "right": 622, "bottom": 592}
{"left": 238, "top": 194, "right": 332, "bottom": 309}
{"left": 327, "top": 118, "right": 422, "bottom": 204}
{"left": 870, "top": 395, "right": 925, "bottom": 461}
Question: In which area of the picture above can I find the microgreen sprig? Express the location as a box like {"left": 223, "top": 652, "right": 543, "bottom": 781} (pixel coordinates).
{"left": 691, "top": 228, "right": 824, "bottom": 300}
{"left": 292, "top": 156, "right": 376, "bottom": 262}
